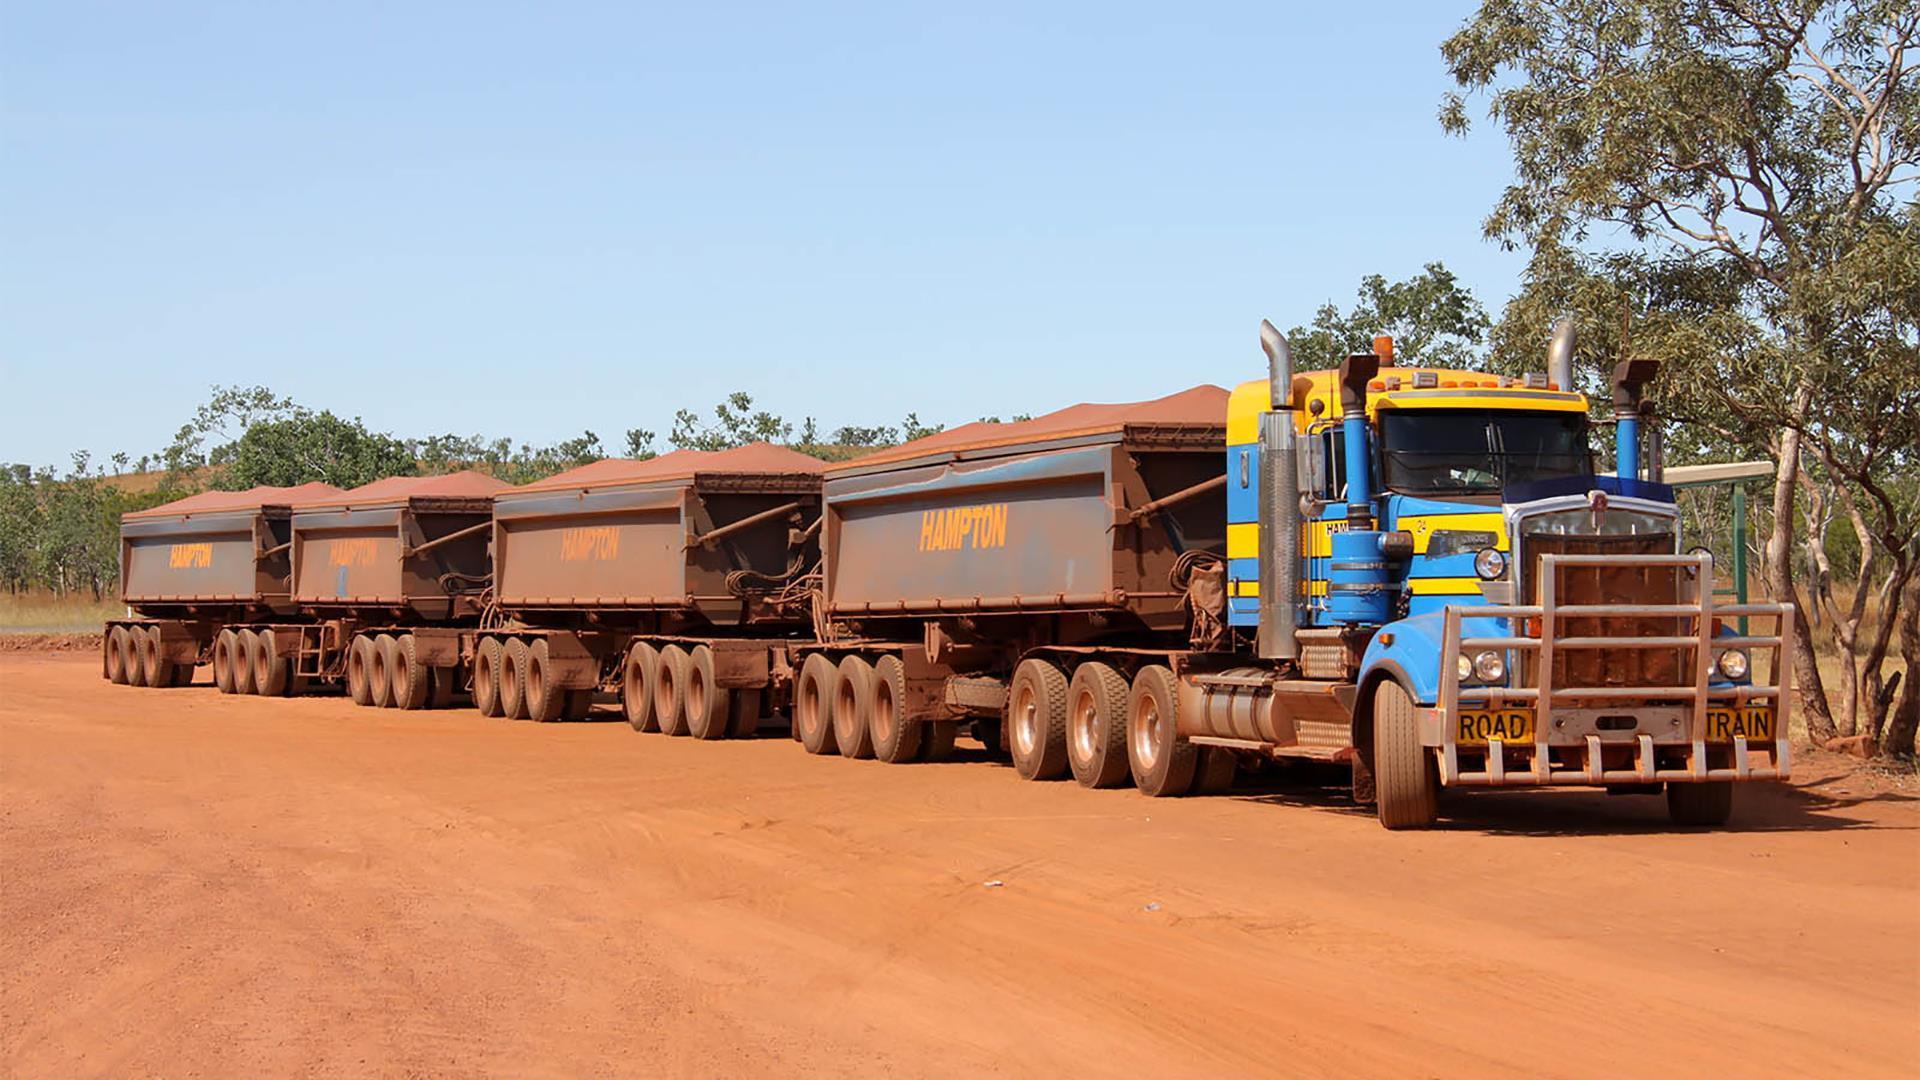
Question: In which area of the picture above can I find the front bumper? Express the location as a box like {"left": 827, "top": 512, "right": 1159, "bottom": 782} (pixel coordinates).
{"left": 1428, "top": 553, "right": 1793, "bottom": 787}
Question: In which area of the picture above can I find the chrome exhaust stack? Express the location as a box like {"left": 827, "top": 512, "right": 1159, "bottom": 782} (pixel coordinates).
{"left": 1257, "top": 319, "right": 1299, "bottom": 661}
{"left": 1547, "top": 316, "right": 1576, "bottom": 390}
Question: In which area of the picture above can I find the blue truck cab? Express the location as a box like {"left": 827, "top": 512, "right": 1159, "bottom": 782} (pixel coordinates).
{"left": 1203, "top": 326, "right": 1792, "bottom": 828}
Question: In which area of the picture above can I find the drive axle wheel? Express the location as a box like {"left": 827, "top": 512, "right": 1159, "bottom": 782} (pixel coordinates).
{"left": 834, "top": 655, "right": 877, "bottom": 760}
{"left": 1127, "top": 664, "right": 1195, "bottom": 797}
{"left": 106, "top": 625, "right": 132, "bottom": 685}
{"left": 501, "top": 637, "right": 532, "bottom": 720}
{"left": 621, "top": 641, "right": 659, "bottom": 732}
{"left": 1009, "top": 658, "right": 1070, "bottom": 781}
{"left": 869, "top": 654, "right": 921, "bottom": 764}
{"left": 122, "top": 626, "right": 151, "bottom": 688}
{"left": 1192, "top": 747, "right": 1237, "bottom": 795}
{"left": 346, "top": 634, "right": 374, "bottom": 705}
{"left": 795, "top": 652, "right": 840, "bottom": 755}
{"left": 473, "top": 637, "right": 506, "bottom": 718}
{"left": 252, "top": 628, "right": 290, "bottom": 697}
{"left": 653, "top": 645, "right": 691, "bottom": 736}
{"left": 1066, "top": 662, "right": 1130, "bottom": 788}
{"left": 522, "top": 638, "right": 566, "bottom": 722}
{"left": 686, "top": 645, "right": 732, "bottom": 740}
{"left": 1666, "top": 781, "right": 1734, "bottom": 827}
{"left": 1372, "top": 679, "right": 1438, "bottom": 829}
{"left": 391, "top": 634, "right": 429, "bottom": 710}
{"left": 370, "top": 634, "right": 399, "bottom": 708}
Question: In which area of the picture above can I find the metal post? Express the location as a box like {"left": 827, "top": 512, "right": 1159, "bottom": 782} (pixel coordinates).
{"left": 1732, "top": 483, "right": 1748, "bottom": 635}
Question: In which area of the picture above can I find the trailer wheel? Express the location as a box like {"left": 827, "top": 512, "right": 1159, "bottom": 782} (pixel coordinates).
{"left": 119, "top": 626, "right": 149, "bottom": 688}
{"left": 344, "top": 634, "right": 372, "bottom": 705}
{"left": 795, "top": 653, "right": 840, "bottom": 755}
{"left": 1067, "top": 662, "right": 1130, "bottom": 788}
{"left": 727, "top": 689, "right": 763, "bottom": 738}
{"left": 564, "top": 689, "right": 596, "bottom": 720}
{"left": 918, "top": 721, "right": 958, "bottom": 762}
{"left": 253, "top": 628, "right": 290, "bottom": 697}
{"left": 370, "top": 634, "right": 400, "bottom": 708}
{"left": 232, "top": 630, "right": 258, "bottom": 695}
{"left": 621, "top": 641, "right": 659, "bottom": 732}
{"left": 106, "top": 625, "right": 131, "bottom": 685}
{"left": 521, "top": 638, "right": 566, "bottom": 722}
{"left": 686, "top": 646, "right": 732, "bottom": 740}
{"left": 1666, "top": 781, "right": 1734, "bottom": 827}
{"left": 211, "top": 630, "right": 236, "bottom": 693}
{"left": 1127, "top": 664, "right": 1195, "bottom": 797}
{"left": 654, "top": 645, "right": 691, "bottom": 736}
{"left": 1009, "top": 659, "right": 1070, "bottom": 781}
{"left": 390, "top": 634, "right": 429, "bottom": 710}
{"left": 1192, "top": 748, "right": 1237, "bottom": 795}
{"left": 828, "top": 656, "right": 874, "bottom": 759}
{"left": 501, "top": 637, "right": 532, "bottom": 720}
{"left": 140, "top": 626, "right": 176, "bottom": 688}
{"left": 870, "top": 655, "right": 921, "bottom": 763}
{"left": 473, "top": 637, "right": 505, "bottom": 717}
{"left": 1372, "top": 678, "right": 1438, "bottom": 829}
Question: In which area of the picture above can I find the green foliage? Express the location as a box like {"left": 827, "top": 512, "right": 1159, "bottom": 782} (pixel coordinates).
{"left": 219, "top": 411, "right": 419, "bottom": 490}
{"left": 1285, "top": 262, "right": 1492, "bottom": 371}
{"left": 668, "top": 392, "right": 793, "bottom": 451}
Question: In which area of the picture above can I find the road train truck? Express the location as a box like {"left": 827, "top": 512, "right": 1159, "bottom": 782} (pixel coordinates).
{"left": 1200, "top": 319, "right": 1792, "bottom": 826}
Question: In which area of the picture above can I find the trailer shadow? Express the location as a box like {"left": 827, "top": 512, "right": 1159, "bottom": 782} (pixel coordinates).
{"left": 1226, "top": 763, "right": 1914, "bottom": 836}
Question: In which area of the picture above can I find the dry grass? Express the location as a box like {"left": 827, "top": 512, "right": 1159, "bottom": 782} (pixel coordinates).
{"left": 0, "top": 591, "right": 126, "bottom": 634}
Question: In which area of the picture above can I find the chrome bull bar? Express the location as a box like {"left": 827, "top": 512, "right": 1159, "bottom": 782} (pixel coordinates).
{"left": 1433, "top": 553, "right": 1794, "bottom": 787}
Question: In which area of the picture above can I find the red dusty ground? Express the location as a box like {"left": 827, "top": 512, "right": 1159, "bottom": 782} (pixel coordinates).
{"left": 3, "top": 650, "right": 1915, "bottom": 1078}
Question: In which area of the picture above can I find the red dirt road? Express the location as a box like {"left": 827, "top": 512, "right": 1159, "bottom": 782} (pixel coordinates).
{"left": 4, "top": 651, "right": 1916, "bottom": 1078}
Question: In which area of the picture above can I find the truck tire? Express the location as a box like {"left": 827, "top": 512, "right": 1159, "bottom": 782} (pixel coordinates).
{"left": 214, "top": 629, "right": 241, "bottom": 693}
{"left": 654, "top": 645, "right": 691, "bottom": 736}
{"left": 1009, "top": 659, "right": 1070, "bottom": 781}
{"left": 524, "top": 638, "right": 566, "bottom": 722}
{"left": 106, "top": 626, "right": 131, "bottom": 684}
{"left": 232, "top": 630, "right": 258, "bottom": 695}
{"left": 140, "top": 626, "right": 176, "bottom": 688}
{"left": 727, "top": 689, "right": 762, "bottom": 738}
{"left": 252, "top": 628, "right": 290, "bottom": 697}
{"left": 391, "top": 634, "right": 429, "bottom": 710}
{"left": 1372, "top": 678, "right": 1438, "bottom": 829}
{"left": 1127, "top": 664, "right": 1195, "bottom": 797}
{"left": 1192, "top": 748, "right": 1237, "bottom": 795}
{"left": 1666, "top": 781, "right": 1734, "bottom": 827}
{"left": 834, "top": 655, "right": 877, "bottom": 759}
{"left": 920, "top": 721, "right": 958, "bottom": 762}
{"left": 344, "top": 635, "right": 373, "bottom": 705}
{"left": 370, "top": 634, "right": 399, "bottom": 708}
{"left": 473, "top": 637, "right": 505, "bottom": 717}
{"left": 621, "top": 641, "right": 659, "bottom": 732}
{"left": 869, "top": 655, "right": 922, "bottom": 763}
{"left": 686, "top": 646, "right": 732, "bottom": 740}
{"left": 796, "top": 652, "right": 840, "bottom": 756}
{"left": 501, "top": 637, "right": 532, "bottom": 720}
{"left": 1067, "top": 662, "right": 1130, "bottom": 788}
{"left": 121, "top": 626, "right": 151, "bottom": 688}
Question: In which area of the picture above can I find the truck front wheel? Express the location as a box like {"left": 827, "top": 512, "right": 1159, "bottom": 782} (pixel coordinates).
{"left": 1372, "top": 679, "right": 1438, "bottom": 829}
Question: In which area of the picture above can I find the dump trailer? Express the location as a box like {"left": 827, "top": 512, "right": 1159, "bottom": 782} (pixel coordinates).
{"left": 788, "top": 386, "right": 1234, "bottom": 773}
{"left": 103, "top": 482, "right": 342, "bottom": 689}
{"left": 265, "top": 470, "right": 513, "bottom": 708}
{"left": 483, "top": 444, "right": 823, "bottom": 728}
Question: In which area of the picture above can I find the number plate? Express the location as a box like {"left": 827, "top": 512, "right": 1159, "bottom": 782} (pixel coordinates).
{"left": 1456, "top": 708, "right": 1535, "bottom": 745}
{"left": 1705, "top": 705, "right": 1774, "bottom": 742}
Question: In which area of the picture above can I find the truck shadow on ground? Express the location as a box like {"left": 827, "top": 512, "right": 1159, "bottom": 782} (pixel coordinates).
{"left": 1225, "top": 765, "right": 1914, "bottom": 836}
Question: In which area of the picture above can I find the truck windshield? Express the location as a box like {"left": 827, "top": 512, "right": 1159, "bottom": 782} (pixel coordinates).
{"left": 1380, "top": 410, "right": 1591, "bottom": 495}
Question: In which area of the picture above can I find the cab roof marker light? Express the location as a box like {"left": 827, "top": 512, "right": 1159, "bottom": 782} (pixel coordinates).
{"left": 1413, "top": 372, "right": 1438, "bottom": 389}
{"left": 1523, "top": 372, "right": 1550, "bottom": 389}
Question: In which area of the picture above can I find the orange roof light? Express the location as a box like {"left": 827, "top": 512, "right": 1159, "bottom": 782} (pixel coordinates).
{"left": 1372, "top": 335, "right": 1395, "bottom": 364}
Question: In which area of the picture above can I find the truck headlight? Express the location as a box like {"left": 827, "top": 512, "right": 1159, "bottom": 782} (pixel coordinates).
{"left": 1473, "top": 650, "right": 1507, "bottom": 683}
{"left": 1715, "top": 648, "right": 1750, "bottom": 681}
{"left": 1456, "top": 653, "right": 1475, "bottom": 683}
{"left": 1473, "top": 547, "right": 1507, "bottom": 580}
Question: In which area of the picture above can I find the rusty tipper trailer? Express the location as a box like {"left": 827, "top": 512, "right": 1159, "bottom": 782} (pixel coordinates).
{"left": 104, "top": 483, "right": 341, "bottom": 689}
{"left": 284, "top": 471, "right": 512, "bottom": 708}
{"left": 482, "top": 444, "right": 824, "bottom": 728}
{"left": 789, "top": 386, "right": 1234, "bottom": 777}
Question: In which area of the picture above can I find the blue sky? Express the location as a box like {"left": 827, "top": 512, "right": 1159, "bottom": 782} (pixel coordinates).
{"left": 0, "top": 2, "right": 1528, "bottom": 468}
